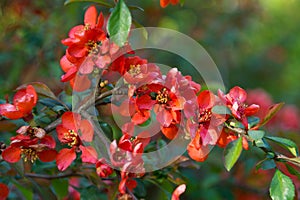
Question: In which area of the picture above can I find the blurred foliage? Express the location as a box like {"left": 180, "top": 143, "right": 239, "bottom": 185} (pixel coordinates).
{"left": 1, "top": 0, "right": 300, "bottom": 199}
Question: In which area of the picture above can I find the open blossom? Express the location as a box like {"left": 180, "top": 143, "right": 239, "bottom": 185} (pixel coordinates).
{"left": 218, "top": 86, "right": 259, "bottom": 129}
{"left": 2, "top": 126, "right": 57, "bottom": 163}
{"left": 187, "top": 90, "right": 225, "bottom": 162}
{"left": 0, "top": 85, "right": 37, "bottom": 120}
{"left": 60, "top": 5, "right": 107, "bottom": 91}
{"left": 133, "top": 68, "right": 199, "bottom": 139}
{"left": 96, "top": 158, "right": 114, "bottom": 178}
{"left": 56, "top": 112, "right": 97, "bottom": 171}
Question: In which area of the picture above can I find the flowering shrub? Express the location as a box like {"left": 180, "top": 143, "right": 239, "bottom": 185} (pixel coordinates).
{"left": 0, "top": 1, "right": 299, "bottom": 200}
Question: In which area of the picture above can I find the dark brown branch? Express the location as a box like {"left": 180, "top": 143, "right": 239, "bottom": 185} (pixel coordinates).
{"left": 25, "top": 172, "right": 81, "bottom": 180}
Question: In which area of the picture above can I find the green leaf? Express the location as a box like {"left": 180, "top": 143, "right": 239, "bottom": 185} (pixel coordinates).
{"left": 269, "top": 169, "right": 295, "bottom": 200}
{"left": 212, "top": 105, "right": 231, "bottom": 115}
{"left": 265, "top": 136, "right": 299, "bottom": 157}
{"left": 51, "top": 179, "right": 69, "bottom": 199}
{"left": 247, "top": 116, "right": 260, "bottom": 128}
{"left": 107, "top": 0, "right": 132, "bottom": 46}
{"left": 254, "top": 138, "right": 272, "bottom": 151}
{"left": 224, "top": 137, "right": 243, "bottom": 171}
{"left": 13, "top": 181, "right": 33, "bottom": 200}
{"left": 248, "top": 130, "right": 265, "bottom": 140}
{"left": 64, "top": 0, "right": 113, "bottom": 7}
{"left": 285, "top": 164, "right": 300, "bottom": 180}
{"left": 256, "top": 158, "right": 276, "bottom": 170}
{"left": 255, "top": 103, "right": 284, "bottom": 128}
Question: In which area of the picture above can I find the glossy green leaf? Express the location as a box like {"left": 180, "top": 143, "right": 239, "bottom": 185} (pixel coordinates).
{"left": 107, "top": 0, "right": 132, "bottom": 46}
{"left": 224, "top": 137, "right": 243, "bottom": 171}
{"left": 270, "top": 169, "right": 295, "bottom": 200}
{"left": 64, "top": 0, "right": 113, "bottom": 7}
{"left": 265, "top": 136, "right": 299, "bottom": 157}
{"left": 248, "top": 130, "right": 265, "bottom": 140}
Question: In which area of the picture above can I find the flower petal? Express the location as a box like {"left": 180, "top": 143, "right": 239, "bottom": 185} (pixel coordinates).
{"left": 2, "top": 146, "right": 22, "bottom": 163}
{"left": 40, "top": 135, "right": 56, "bottom": 149}
{"left": 79, "top": 119, "right": 94, "bottom": 142}
{"left": 161, "top": 124, "right": 178, "bottom": 140}
{"left": 229, "top": 86, "right": 247, "bottom": 102}
{"left": 56, "top": 148, "right": 76, "bottom": 171}
{"left": 84, "top": 6, "right": 97, "bottom": 27}
{"left": 0, "top": 104, "right": 24, "bottom": 119}
{"left": 38, "top": 149, "right": 57, "bottom": 162}
{"left": 171, "top": 184, "right": 186, "bottom": 200}
{"left": 62, "top": 112, "right": 81, "bottom": 131}
{"left": 80, "top": 145, "right": 98, "bottom": 164}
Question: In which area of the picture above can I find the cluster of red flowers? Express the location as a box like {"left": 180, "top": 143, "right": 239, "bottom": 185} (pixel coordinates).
{"left": 1, "top": 4, "right": 297, "bottom": 200}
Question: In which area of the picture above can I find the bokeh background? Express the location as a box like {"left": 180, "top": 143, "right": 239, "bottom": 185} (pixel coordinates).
{"left": 0, "top": 0, "right": 299, "bottom": 199}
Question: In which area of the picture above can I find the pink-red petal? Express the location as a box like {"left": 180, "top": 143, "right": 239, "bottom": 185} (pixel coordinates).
{"left": 38, "top": 149, "right": 57, "bottom": 162}
{"left": 2, "top": 146, "right": 22, "bottom": 163}
{"left": 56, "top": 148, "right": 77, "bottom": 171}
{"left": 79, "top": 145, "right": 98, "bottom": 164}
{"left": 79, "top": 119, "right": 94, "bottom": 142}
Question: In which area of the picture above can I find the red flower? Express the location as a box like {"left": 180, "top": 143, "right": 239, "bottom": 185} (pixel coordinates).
{"left": 171, "top": 184, "right": 186, "bottom": 200}
{"left": 0, "top": 85, "right": 37, "bottom": 120}
{"left": 216, "top": 129, "right": 249, "bottom": 150}
{"left": 187, "top": 90, "right": 228, "bottom": 161}
{"left": 56, "top": 111, "right": 97, "bottom": 171}
{"left": 2, "top": 126, "right": 57, "bottom": 163}
{"left": 160, "top": 0, "right": 180, "bottom": 8}
{"left": 218, "top": 86, "right": 259, "bottom": 129}
{"left": 60, "top": 6, "right": 107, "bottom": 91}
{"left": 96, "top": 158, "right": 114, "bottom": 178}
{"left": 0, "top": 183, "right": 9, "bottom": 200}
{"left": 110, "top": 133, "right": 149, "bottom": 168}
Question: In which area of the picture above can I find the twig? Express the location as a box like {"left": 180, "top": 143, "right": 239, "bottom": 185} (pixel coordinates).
{"left": 25, "top": 172, "right": 81, "bottom": 180}
{"left": 44, "top": 117, "right": 62, "bottom": 132}
{"left": 224, "top": 123, "right": 300, "bottom": 166}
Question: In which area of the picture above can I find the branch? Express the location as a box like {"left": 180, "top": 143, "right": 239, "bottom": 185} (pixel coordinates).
{"left": 224, "top": 123, "right": 299, "bottom": 165}
{"left": 44, "top": 117, "right": 62, "bottom": 132}
{"left": 25, "top": 172, "right": 81, "bottom": 180}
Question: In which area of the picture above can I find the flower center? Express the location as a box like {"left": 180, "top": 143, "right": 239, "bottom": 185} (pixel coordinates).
{"left": 64, "top": 130, "right": 79, "bottom": 147}
{"left": 21, "top": 148, "right": 38, "bottom": 163}
{"left": 156, "top": 88, "right": 169, "bottom": 104}
{"left": 128, "top": 64, "right": 141, "bottom": 76}
{"left": 86, "top": 40, "right": 99, "bottom": 54}
{"left": 199, "top": 109, "right": 212, "bottom": 123}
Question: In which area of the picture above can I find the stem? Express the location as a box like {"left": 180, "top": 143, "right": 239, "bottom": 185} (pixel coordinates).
{"left": 25, "top": 172, "right": 81, "bottom": 180}
{"left": 224, "top": 124, "right": 299, "bottom": 166}
{"left": 44, "top": 117, "right": 62, "bottom": 132}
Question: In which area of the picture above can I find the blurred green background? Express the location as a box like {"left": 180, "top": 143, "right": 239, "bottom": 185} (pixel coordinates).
{"left": 0, "top": 0, "right": 299, "bottom": 199}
